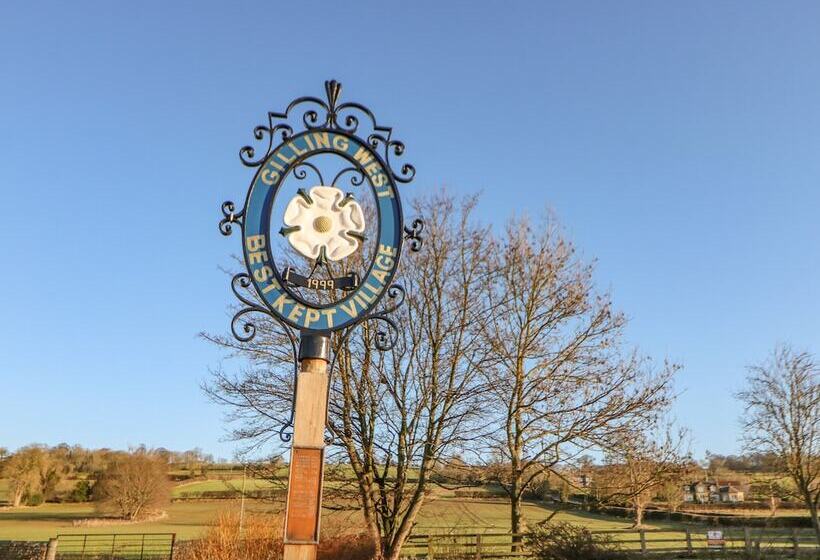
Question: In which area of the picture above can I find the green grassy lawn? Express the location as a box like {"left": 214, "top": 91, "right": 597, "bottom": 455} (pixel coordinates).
{"left": 413, "top": 499, "right": 665, "bottom": 532}
{"left": 680, "top": 506, "right": 812, "bottom": 518}
{"left": 172, "top": 478, "right": 277, "bottom": 497}
{"left": 1, "top": 496, "right": 815, "bottom": 558}
{"left": 0, "top": 500, "right": 281, "bottom": 541}
{"left": 0, "top": 497, "right": 683, "bottom": 542}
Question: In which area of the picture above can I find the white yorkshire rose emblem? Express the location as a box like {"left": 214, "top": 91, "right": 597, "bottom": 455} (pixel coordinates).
{"left": 280, "top": 185, "right": 366, "bottom": 261}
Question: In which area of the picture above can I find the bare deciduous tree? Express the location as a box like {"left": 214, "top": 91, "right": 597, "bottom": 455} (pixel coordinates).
{"left": 738, "top": 344, "right": 820, "bottom": 544}
{"left": 94, "top": 448, "right": 171, "bottom": 520}
{"left": 659, "top": 461, "right": 697, "bottom": 514}
{"left": 597, "top": 427, "right": 688, "bottom": 527}
{"left": 479, "top": 216, "right": 677, "bottom": 539}
{"left": 334, "top": 193, "right": 493, "bottom": 560}
{"left": 204, "top": 193, "right": 492, "bottom": 560}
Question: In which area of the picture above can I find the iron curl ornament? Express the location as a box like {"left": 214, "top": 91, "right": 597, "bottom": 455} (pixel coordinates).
{"left": 219, "top": 80, "right": 423, "bottom": 442}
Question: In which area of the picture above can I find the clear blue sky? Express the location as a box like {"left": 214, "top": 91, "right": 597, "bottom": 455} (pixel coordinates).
{"left": 2, "top": 1, "right": 819, "bottom": 460}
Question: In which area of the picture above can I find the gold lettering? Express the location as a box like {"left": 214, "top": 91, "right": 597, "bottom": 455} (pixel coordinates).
{"left": 277, "top": 151, "right": 296, "bottom": 165}
{"left": 332, "top": 135, "right": 349, "bottom": 152}
{"left": 312, "top": 132, "right": 330, "bottom": 149}
{"left": 378, "top": 244, "right": 397, "bottom": 257}
{"left": 261, "top": 168, "right": 279, "bottom": 185}
{"left": 339, "top": 298, "right": 360, "bottom": 318}
{"left": 375, "top": 255, "right": 394, "bottom": 270}
{"left": 289, "top": 142, "right": 306, "bottom": 157}
{"left": 303, "top": 308, "right": 321, "bottom": 329}
{"left": 372, "top": 268, "right": 388, "bottom": 284}
{"left": 272, "top": 293, "right": 294, "bottom": 314}
{"left": 358, "top": 288, "right": 376, "bottom": 304}
{"left": 253, "top": 266, "right": 274, "bottom": 283}
{"left": 246, "top": 235, "right": 266, "bottom": 252}
{"left": 321, "top": 308, "right": 336, "bottom": 328}
{"left": 353, "top": 146, "right": 374, "bottom": 166}
{"left": 248, "top": 251, "right": 268, "bottom": 265}
{"left": 288, "top": 304, "right": 305, "bottom": 322}
{"left": 262, "top": 282, "right": 279, "bottom": 294}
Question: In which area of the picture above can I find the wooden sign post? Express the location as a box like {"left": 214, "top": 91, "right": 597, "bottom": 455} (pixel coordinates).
{"left": 283, "top": 334, "right": 330, "bottom": 560}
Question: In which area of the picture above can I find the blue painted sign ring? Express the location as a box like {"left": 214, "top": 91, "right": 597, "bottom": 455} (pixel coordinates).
{"left": 242, "top": 129, "right": 404, "bottom": 333}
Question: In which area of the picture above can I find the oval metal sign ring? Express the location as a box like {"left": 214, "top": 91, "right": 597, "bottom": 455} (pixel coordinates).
{"left": 243, "top": 129, "right": 403, "bottom": 332}
{"left": 219, "top": 80, "right": 423, "bottom": 336}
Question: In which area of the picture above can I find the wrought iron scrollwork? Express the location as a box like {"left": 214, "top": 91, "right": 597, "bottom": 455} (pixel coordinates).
{"left": 229, "top": 273, "right": 300, "bottom": 443}
{"left": 403, "top": 218, "right": 424, "bottom": 252}
{"left": 222, "top": 81, "right": 423, "bottom": 445}
{"left": 369, "top": 135, "right": 416, "bottom": 184}
{"left": 331, "top": 166, "right": 365, "bottom": 188}
{"left": 237, "top": 80, "right": 414, "bottom": 185}
{"left": 240, "top": 122, "right": 293, "bottom": 167}
{"left": 293, "top": 162, "right": 324, "bottom": 185}
{"left": 219, "top": 201, "right": 244, "bottom": 236}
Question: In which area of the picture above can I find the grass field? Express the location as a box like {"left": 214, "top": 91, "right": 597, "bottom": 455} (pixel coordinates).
{"left": 0, "top": 498, "right": 676, "bottom": 541}
{"left": 680, "top": 506, "right": 812, "bottom": 518}
{"left": 172, "top": 478, "right": 277, "bottom": 497}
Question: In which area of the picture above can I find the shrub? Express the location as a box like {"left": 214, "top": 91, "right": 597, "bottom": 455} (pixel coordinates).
{"left": 526, "top": 521, "right": 627, "bottom": 560}
{"left": 176, "top": 512, "right": 282, "bottom": 560}
{"left": 318, "top": 532, "right": 375, "bottom": 560}
{"left": 66, "top": 480, "right": 93, "bottom": 503}
{"left": 176, "top": 511, "right": 376, "bottom": 560}
{"left": 24, "top": 493, "right": 44, "bottom": 506}
{"left": 318, "top": 515, "right": 376, "bottom": 560}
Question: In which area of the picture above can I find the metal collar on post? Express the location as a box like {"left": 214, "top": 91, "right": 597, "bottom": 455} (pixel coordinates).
{"left": 298, "top": 333, "right": 330, "bottom": 361}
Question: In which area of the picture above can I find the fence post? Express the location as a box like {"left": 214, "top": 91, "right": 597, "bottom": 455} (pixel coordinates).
{"left": 427, "top": 535, "right": 434, "bottom": 560}
{"left": 169, "top": 534, "right": 176, "bottom": 560}
{"left": 44, "top": 538, "right": 58, "bottom": 560}
{"left": 475, "top": 534, "right": 482, "bottom": 560}
{"left": 792, "top": 528, "right": 799, "bottom": 556}
{"left": 639, "top": 529, "right": 646, "bottom": 555}
{"left": 685, "top": 528, "right": 692, "bottom": 555}
{"left": 744, "top": 527, "right": 752, "bottom": 556}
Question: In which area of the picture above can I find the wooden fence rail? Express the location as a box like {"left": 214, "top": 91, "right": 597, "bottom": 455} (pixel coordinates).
{"left": 399, "top": 528, "right": 820, "bottom": 558}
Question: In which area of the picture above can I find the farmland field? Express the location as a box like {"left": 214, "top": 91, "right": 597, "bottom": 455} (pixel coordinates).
{"left": 0, "top": 497, "right": 674, "bottom": 541}
{"left": 172, "top": 477, "right": 277, "bottom": 497}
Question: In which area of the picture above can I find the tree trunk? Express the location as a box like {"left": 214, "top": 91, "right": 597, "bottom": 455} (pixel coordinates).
{"left": 370, "top": 530, "right": 385, "bottom": 560}
{"left": 11, "top": 488, "right": 23, "bottom": 507}
{"left": 634, "top": 502, "right": 645, "bottom": 528}
{"left": 809, "top": 502, "right": 820, "bottom": 547}
{"left": 384, "top": 491, "right": 426, "bottom": 560}
{"left": 384, "top": 540, "right": 405, "bottom": 560}
{"left": 511, "top": 490, "right": 523, "bottom": 552}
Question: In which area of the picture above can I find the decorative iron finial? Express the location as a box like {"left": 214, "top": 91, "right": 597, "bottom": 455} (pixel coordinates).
{"left": 325, "top": 80, "right": 342, "bottom": 126}
{"left": 325, "top": 79, "right": 342, "bottom": 109}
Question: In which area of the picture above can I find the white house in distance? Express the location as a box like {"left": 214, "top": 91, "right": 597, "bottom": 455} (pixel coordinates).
{"left": 682, "top": 480, "right": 745, "bottom": 503}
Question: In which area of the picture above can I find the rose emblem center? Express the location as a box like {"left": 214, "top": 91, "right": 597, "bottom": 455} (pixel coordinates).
{"left": 281, "top": 185, "right": 366, "bottom": 262}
